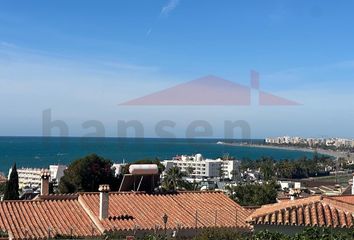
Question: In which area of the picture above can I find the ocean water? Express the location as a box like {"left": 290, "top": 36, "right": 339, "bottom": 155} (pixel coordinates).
{"left": 0, "top": 137, "right": 315, "bottom": 174}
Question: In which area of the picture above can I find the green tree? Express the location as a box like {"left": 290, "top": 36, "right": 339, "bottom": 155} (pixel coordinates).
{"left": 231, "top": 169, "right": 239, "bottom": 181}
{"left": 259, "top": 157, "right": 275, "bottom": 181}
{"left": 162, "top": 167, "right": 191, "bottom": 191}
{"left": 3, "top": 163, "right": 19, "bottom": 200}
{"left": 294, "top": 227, "right": 354, "bottom": 240}
{"left": 0, "top": 230, "right": 9, "bottom": 238}
{"left": 227, "top": 180, "right": 279, "bottom": 206}
{"left": 0, "top": 182, "right": 6, "bottom": 195}
{"left": 59, "top": 154, "right": 119, "bottom": 193}
{"left": 186, "top": 166, "right": 195, "bottom": 176}
{"left": 194, "top": 228, "right": 250, "bottom": 240}
{"left": 253, "top": 230, "right": 288, "bottom": 240}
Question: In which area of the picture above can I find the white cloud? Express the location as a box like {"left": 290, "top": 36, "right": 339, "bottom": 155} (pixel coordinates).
{"left": 161, "top": 0, "right": 180, "bottom": 16}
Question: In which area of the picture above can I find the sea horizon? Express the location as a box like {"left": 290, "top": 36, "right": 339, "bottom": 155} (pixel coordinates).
{"left": 0, "top": 137, "right": 315, "bottom": 174}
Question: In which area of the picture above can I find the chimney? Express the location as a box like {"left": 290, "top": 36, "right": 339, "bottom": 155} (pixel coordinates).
{"left": 289, "top": 188, "right": 300, "bottom": 201}
{"left": 40, "top": 170, "right": 51, "bottom": 196}
{"left": 99, "top": 184, "right": 110, "bottom": 220}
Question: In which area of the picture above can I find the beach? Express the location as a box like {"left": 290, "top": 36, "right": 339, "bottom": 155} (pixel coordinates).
{"left": 217, "top": 142, "right": 350, "bottom": 159}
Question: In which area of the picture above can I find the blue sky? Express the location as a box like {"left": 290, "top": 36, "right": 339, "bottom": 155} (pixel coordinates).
{"left": 0, "top": 0, "right": 354, "bottom": 138}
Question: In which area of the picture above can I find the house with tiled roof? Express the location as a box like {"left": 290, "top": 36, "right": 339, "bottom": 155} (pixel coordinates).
{"left": 247, "top": 195, "right": 354, "bottom": 235}
{"left": 0, "top": 173, "right": 251, "bottom": 239}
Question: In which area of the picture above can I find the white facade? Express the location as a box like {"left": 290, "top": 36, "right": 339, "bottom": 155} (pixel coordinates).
{"left": 278, "top": 180, "right": 301, "bottom": 190}
{"left": 8, "top": 165, "right": 67, "bottom": 189}
{"left": 162, "top": 154, "right": 240, "bottom": 180}
{"left": 266, "top": 136, "right": 354, "bottom": 148}
{"left": 49, "top": 165, "right": 67, "bottom": 183}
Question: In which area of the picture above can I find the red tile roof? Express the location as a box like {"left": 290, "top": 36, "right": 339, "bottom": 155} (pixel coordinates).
{"left": 0, "top": 191, "right": 250, "bottom": 239}
{"left": 0, "top": 198, "right": 100, "bottom": 239}
{"left": 79, "top": 191, "right": 251, "bottom": 232}
{"left": 329, "top": 195, "right": 354, "bottom": 205}
{"left": 247, "top": 195, "right": 354, "bottom": 228}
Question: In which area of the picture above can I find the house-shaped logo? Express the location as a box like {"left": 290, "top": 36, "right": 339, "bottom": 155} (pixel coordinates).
{"left": 120, "top": 71, "right": 300, "bottom": 106}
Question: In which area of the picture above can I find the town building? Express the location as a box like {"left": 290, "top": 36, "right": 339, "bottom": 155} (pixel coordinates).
{"left": 277, "top": 180, "right": 301, "bottom": 191}
{"left": 248, "top": 195, "right": 354, "bottom": 235}
{"left": 8, "top": 165, "right": 67, "bottom": 190}
{"left": 162, "top": 154, "right": 240, "bottom": 180}
{"left": 265, "top": 136, "right": 354, "bottom": 149}
{"left": 0, "top": 173, "right": 251, "bottom": 240}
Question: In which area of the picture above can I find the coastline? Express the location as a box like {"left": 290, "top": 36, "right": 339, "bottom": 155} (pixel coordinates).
{"left": 217, "top": 142, "right": 348, "bottom": 159}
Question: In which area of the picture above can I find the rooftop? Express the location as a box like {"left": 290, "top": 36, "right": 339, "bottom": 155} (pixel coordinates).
{"left": 247, "top": 195, "right": 354, "bottom": 228}
{"left": 0, "top": 191, "right": 250, "bottom": 239}
{"left": 80, "top": 191, "right": 250, "bottom": 232}
{"left": 0, "top": 198, "right": 99, "bottom": 239}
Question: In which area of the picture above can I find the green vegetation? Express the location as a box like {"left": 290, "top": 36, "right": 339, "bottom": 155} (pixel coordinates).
{"left": 0, "top": 182, "right": 6, "bottom": 195}
{"left": 0, "top": 230, "right": 8, "bottom": 238}
{"left": 241, "top": 155, "right": 333, "bottom": 180}
{"left": 59, "top": 154, "right": 120, "bottom": 193}
{"left": 162, "top": 166, "right": 193, "bottom": 191}
{"left": 226, "top": 180, "right": 279, "bottom": 206}
{"left": 58, "top": 155, "right": 168, "bottom": 194}
{"left": 84, "top": 227, "right": 354, "bottom": 240}
{"left": 266, "top": 142, "right": 354, "bottom": 152}
{"left": 3, "top": 163, "right": 19, "bottom": 200}
{"left": 193, "top": 227, "right": 353, "bottom": 240}
{"left": 193, "top": 228, "right": 249, "bottom": 240}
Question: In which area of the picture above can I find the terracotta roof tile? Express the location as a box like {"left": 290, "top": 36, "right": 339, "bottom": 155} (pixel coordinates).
{"left": 328, "top": 195, "right": 354, "bottom": 205}
{"left": 0, "top": 199, "right": 100, "bottom": 239}
{"left": 248, "top": 195, "right": 354, "bottom": 229}
{"left": 0, "top": 191, "right": 251, "bottom": 239}
{"left": 79, "top": 191, "right": 250, "bottom": 232}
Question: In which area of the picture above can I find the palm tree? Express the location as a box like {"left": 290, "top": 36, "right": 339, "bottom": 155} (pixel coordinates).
{"left": 162, "top": 167, "right": 186, "bottom": 191}
{"left": 186, "top": 166, "right": 195, "bottom": 177}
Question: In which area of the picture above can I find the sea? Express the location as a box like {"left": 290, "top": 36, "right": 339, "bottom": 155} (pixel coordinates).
{"left": 0, "top": 137, "right": 315, "bottom": 174}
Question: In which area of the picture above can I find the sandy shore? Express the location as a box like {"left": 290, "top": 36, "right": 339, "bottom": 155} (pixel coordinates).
{"left": 217, "top": 142, "right": 349, "bottom": 159}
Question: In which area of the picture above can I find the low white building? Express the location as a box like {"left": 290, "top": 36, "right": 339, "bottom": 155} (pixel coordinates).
{"left": 162, "top": 154, "right": 240, "bottom": 180}
{"left": 8, "top": 165, "right": 67, "bottom": 189}
{"left": 278, "top": 180, "right": 301, "bottom": 190}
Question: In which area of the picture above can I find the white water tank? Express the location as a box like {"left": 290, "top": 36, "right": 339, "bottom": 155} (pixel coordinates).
{"left": 129, "top": 164, "right": 159, "bottom": 175}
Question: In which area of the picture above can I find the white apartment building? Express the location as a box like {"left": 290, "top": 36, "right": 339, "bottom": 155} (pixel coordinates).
{"left": 278, "top": 180, "right": 301, "bottom": 191}
{"left": 162, "top": 154, "right": 240, "bottom": 180}
{"left": 266, "top": 136, "right": 354, "bottom": 149}
{"left": 49, "top": 165, "right": 66, "bottom": 183}
{"left": 8, "top": 165, "right": 67, "bottom": 189}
